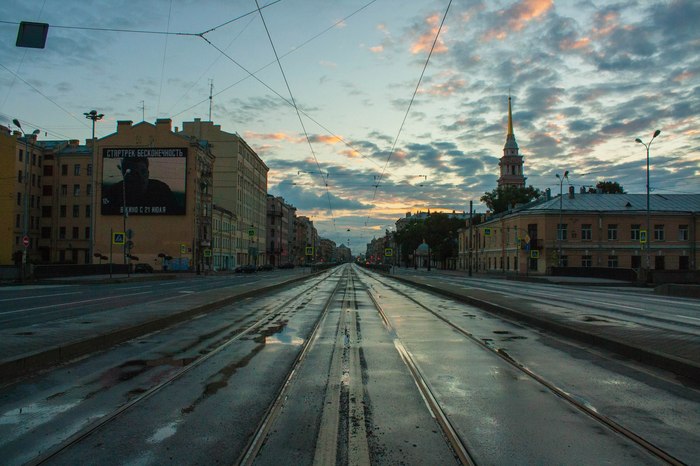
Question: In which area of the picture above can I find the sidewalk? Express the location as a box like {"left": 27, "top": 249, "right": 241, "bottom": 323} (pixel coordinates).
{"left": 387, "top": 270, "right": 700, "bottom": 385}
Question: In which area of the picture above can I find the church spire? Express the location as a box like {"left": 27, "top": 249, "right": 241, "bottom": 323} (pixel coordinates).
{"left": 497, "top": 94, "right": 526, "bottom": 188}
{"left": 504, "top": 95, "right": 518, "bottom": 150}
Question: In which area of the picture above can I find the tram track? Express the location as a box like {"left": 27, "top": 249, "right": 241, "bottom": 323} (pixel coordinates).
{"left": 26, "top": 268, "right": 343, "bottom": 466}
{"left": 357, "top": 266, "right": 686, "bottom": 465}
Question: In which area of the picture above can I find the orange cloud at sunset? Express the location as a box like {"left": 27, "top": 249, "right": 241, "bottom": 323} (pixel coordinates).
{"left": 410, "top": 14, "right": 448, "bottom": 54}
{"left": 244, "top": 131, "right": 298, "bottom": 142}
{"left": 482, "top": 0, "right": 553, "bottom": 41}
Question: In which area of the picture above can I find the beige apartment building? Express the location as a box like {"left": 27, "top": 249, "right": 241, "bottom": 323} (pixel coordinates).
{"left": 459, "top": 191, "right": 699, "bottom": 277}
{"left": 179, "top": 119, "right": 268, "bottom": 268}
{"left": 93, "top": 119, "right": 214, "bottom": 272}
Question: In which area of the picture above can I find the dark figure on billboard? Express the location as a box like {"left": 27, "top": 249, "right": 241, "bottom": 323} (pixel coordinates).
{"left": 102, "top": 157, "right": 179, "bottom": 215}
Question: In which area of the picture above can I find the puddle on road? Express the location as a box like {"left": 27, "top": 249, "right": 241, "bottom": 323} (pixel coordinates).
{"left": 147, "top": 420, "right": 181, "bottom": 444}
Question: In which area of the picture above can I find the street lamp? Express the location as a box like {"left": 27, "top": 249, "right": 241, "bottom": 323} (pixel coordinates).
{"left": 635, "top": 129, "right": 661, "bottom": 277}
{"left": 84, "top": 110, "right": 104, "bottom": 263}
{"left": 117, "top": 164, "right": 131, "bottom": 273}
{"left": 13, "top": 119, "right": 40, "bottom": 281}
{"left": 555, "top": 170, "right": 569, "bottom": 268}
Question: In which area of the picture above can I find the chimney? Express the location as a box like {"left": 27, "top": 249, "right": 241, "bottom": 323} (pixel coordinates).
{"left": 117, "top": 120, "right": 133, "bottom": 133}
{"left": 568, "top": 186, "right": 575, "bottom": 199}
{"left": 156, "top": 118, "right": 172, "bottom": 131}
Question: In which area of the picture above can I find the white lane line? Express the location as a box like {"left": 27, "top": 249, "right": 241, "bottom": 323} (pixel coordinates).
{"left": 677, "top": 314, "right": 700, "bottom": 322}
{"left": 0, "top": 291, "right": 152, "bottom": 315}
{"left": 0, "top": 291, "right": 81, "bottom": 302}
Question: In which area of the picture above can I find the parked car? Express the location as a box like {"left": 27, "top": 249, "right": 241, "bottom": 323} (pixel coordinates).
{"left": 278, "top": 262, "right": 295, "bottom": 269}
{"left": 134, "top": 263, "right": 154, "bottom": 273}
{"left": 258, "top": 264, "right": 274, "bottom": 271}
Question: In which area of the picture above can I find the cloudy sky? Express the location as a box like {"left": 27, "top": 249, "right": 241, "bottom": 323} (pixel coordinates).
{"left": 2, "top": 0, "right": 698, "bottom": 253}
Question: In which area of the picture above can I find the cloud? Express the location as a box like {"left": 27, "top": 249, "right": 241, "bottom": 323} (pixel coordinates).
{"left": 369, "top": 45, "right": 384, "bottom": 54}
{"left": 483, "top": 0, "right": 554, "bottom": 41}
{"left": 244, "top": 131, "right": 299, "bottom": 142}
{"left": 410, "top": 14, "right": 449, "bottom": 55}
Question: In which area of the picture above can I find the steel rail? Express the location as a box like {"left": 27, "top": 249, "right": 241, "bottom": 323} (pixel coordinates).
{"left": 359, "top": 266, "right": 686, "bottom": 466}
{"left": 27, "top": 269, "right": 341, "bottom": 466}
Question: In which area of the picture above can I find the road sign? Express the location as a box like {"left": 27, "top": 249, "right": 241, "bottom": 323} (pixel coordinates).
{"left": 180, "top": 244, "right": 187, "bottom": 254}
{"left": 524, "top": 234, "right": 531, "bottom": 244}
{"left": 203, "top": 249, "right": 212, "bottom": 257}
{"left": 22, "top": 235, "right": 29, "bottom": 247}
{"left": 530, "top": 250, "right": 539, "bottom": 259}
{"left": 484, "top": 227, "right": 492, "bottom": 236}
{"left": 248, "top": 228, "right": 256, "bottom": 237}
{"left": 112, "top": 232, "right": 125, "bottom": 245}
{"left": 305, "top": 246, "right": 314, "bottom": 256}
{"left": 384, "top": 248, "right": 393, "bottom": 257}
{"left": 640, "top": 230, "right": 647, "bottom": 244}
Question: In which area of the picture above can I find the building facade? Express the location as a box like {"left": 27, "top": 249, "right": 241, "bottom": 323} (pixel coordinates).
{"left": 458, "top": 192, "right": 699, "bottom": 276}
{"left": 93, "top": 119, "right": 214, "bottom": 272}
{"left": 179, "top": 119, "right": 268, "bottom": 268}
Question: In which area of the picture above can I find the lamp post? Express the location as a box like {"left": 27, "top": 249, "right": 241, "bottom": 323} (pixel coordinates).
{"left": 635, "top": 129, "right": 661, "bottom": 277}
{"left": 118, "top": 164, "right": 131, "bottom": 272}
{"left": 555, "top": 170, "right": 569, "bottom": 268}
{"left": 12, "top": 119, "right": 40, "bottom": 281}
{"left": 84, "top": 110, "right": 104, "bottom": 264}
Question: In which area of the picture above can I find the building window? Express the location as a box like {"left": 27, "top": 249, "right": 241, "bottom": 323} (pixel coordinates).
{"left": 59, "top": 227, "right": 66, "bottom": 239}
{"left": 72, "top": 205, "right": 79, "bottom": 218}
{"left": 61, "top": 184, "right": 67, "bottom": 195}
{"left": 654, "top": 224, "right": 665, "bottom": 241}
{"left": 60, "top": 205, "right": 66, "bottom": 217}
{"left": 561, "top": 255, "right": 568, "bottom": 267}
{"left": 87, "top": 164, "right": 93, "bottom": 176}
{"left": 607, "top": 224, "right": 618, "bottom": 240}
{"left": 85, "top": 205, "right": 91, "bottom": 218}
{"left": 631, "top": 255, "right": 641, "bottom": 269}
{"left": 17, "top": 192, "right": 21, "bottom": 206}
{"left": 15, "top": 214, "right": 20, "bottom": 228}
{"left": 74, "top": 164, "right": 81, "bottom": 176}
{"left": 582, "top": 255, "right": 592, "bottom": 267}
{"left": 86, "top": 184, "right": 92, "bottom": 195}
{"left": 608, "top": 255, "right": 618, "bottom": 268}
{"left": 18, "top": 149, "right": 23, "bottom": 162}
{"left": 32, "top": 153, "right": 36, "bottom": 166}
{"left": 31, "top": 173, "right": 36, "bottom": 186}
{"left": 679, "top": 256, "right": 689, "bottom": 270}
{"left": 43, "top": 185, "right": 52, "bottom": 196}
{"left": 85, "top": 227, "right": 91, "bottom": 239}
{"left": 73, "top": 184, "right": 80, "bottom": 196}
{"left": 61, "top": 164, "right": 68, "bottom": 176}
{"left": 41, "top": 227, "right": 51, "bottom": 239}
{"left": 30, "top": 195, "right": 35, "bottom": 208}
{"left": 581, "top": 224, "right": 591, "bottom": 240}
{"left": 72, "top": 227, "right": 79, "bottom": 239}
{"left": 43, "top": 165, "right": 53, "bottom": 176}
{"left": 655, "top": 255, "right": 665, "bottom": 270}
{"left": 678, "top": 225, "right": 689, "bottom": 241}
{"left": 18, "top": 170, "right": 22, "bottom": 183}
{"left": 557, "top": 224, "right": 567, "bottom": 240}
{"left": 631, "top": 224, "right": 641, "bottom": 241}
{"left": 42, "top": 206, "right": 52, "bottom": 217}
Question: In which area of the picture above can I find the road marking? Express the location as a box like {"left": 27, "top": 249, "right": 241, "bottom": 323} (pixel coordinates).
{"left": 0, "top": 291, "right": 152, "bottom": 315}
{"left": 0, "top": 291, "right": 81, "bottom": 302}
{"left": 676, "top": 314, "right": 700, "bottom": 322}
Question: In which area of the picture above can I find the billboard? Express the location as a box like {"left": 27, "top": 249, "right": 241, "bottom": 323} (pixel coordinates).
{"left": 101, "top": 148, "right": 187, "bottom": 215}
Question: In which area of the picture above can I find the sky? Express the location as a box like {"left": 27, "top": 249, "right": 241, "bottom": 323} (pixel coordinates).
{"left": 1, "top": 0, "right": 699, "bottom": 254}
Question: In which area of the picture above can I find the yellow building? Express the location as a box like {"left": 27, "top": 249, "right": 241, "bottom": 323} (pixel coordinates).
{"left": 0, "top": 125, "right": 43, "bottom": 267}
{"left": 93, "top": 119, "right": 214, "bottom": 272}
{"left": 178, "top": 118, "right": 268, "bottom": 267}
{"left": 459, "top": 191, "right": 700, "bottom": 279}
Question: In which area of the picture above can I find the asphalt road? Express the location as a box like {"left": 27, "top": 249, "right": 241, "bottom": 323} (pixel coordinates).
{"left": 0, "top": 265, "right": 697, "bottom": 465}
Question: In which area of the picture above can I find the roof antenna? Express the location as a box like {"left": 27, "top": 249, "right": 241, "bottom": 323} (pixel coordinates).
{"left": 208, "top": 79, "right": 214, "bottom": 122}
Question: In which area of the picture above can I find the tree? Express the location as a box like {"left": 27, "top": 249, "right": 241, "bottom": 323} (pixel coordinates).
{"left": 595, "top": 180, "right": 625, "bottom": 194}
{"left": 480, "top": 185, "right": 541, "bottom": 214}
{"left": 393, "top": 213, "right": 464, "bottom": 268}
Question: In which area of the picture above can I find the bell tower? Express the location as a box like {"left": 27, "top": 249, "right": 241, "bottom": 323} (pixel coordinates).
{"left": 497, "top": 95, "right": 526, "bottom": 188}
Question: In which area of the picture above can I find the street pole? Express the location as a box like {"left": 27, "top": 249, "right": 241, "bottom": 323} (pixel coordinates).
{"left": 468, "top": 200, "right": 472, "bottom": 277}
{"left": 556, "top": 171, "right": 568, "bottom": 268}
{"left": 84, "top": 110, "right": 104, "bottom": 264}
{"left": 635, "top": 130, "right": 661, "bottom": 280}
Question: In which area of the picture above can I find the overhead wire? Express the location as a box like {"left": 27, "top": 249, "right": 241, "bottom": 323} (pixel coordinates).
{"left": 364, "top": 0, "right": 453, "bottom": 226}
{"left": 253, "top": 0, "right": 335, "bottom": 230}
